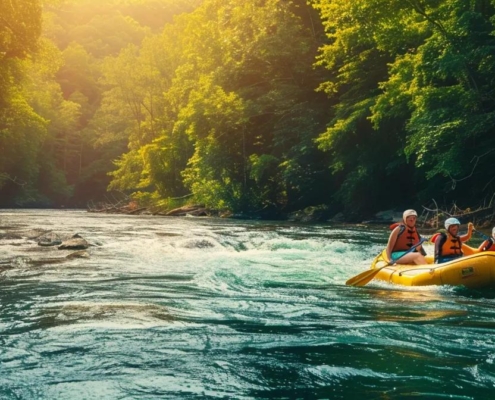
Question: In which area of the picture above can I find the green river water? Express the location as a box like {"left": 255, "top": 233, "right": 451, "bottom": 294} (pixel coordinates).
{"left": 1, "top": 210, "right": 494, "bottom": 399}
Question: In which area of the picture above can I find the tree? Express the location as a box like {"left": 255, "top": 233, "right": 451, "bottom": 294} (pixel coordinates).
{"left": 311, "top": 0, "right": 421, "bottom": 216}
{"left": 0, "top": 0, "right": 49, "bottom": 205}
{"left": 371, "top": 0, "right": 495, "bottom": 203}
{"left": 152, "top": 0, "right": 329, "bottom": 213}
{"left": 0, "top": 0, "right": 42, "bottom": 59}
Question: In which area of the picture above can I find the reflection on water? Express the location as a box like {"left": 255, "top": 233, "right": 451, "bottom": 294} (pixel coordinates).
{"left": 38, "top": 303, "right": 173, "bottom": 329}
{"left": 374, "top": 308, "right": 469, "bottom": 322}
{"left": 367, "top": 287, "right": 447, "bottom": 302}
{"left": 1, "top": 210, "right": 495, "bottom": 399}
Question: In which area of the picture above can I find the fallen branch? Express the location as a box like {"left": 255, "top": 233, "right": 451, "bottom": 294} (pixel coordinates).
{"left": 422, "top": 199, "right": 495, "bottom": 228}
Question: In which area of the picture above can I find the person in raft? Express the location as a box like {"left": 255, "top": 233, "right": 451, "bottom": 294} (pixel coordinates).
{"left": 478, "top": 227, "right": 495, "bottom": 252}
{"left": 434, "top": 218, "right": 474, "bottom": 263}
{"left": 385, "top": 209, "right": 427, "bottom": 265}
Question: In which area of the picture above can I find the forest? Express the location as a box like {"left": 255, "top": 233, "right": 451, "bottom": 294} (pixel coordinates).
{"left": 1, "top": 0, "right": 495, "bottom": 221}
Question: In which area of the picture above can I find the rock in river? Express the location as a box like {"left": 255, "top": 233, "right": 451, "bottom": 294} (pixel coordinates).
{"left": 58, "top": 238, "right": 89, "bottom": 250}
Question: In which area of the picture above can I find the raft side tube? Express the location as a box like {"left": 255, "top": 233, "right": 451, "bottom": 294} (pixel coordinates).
{"left": 370, "top": 250, "right": 495, "bottom": 288}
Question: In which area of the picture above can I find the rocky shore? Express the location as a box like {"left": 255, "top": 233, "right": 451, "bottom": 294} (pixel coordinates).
{"left": 0, "top": 227, "right": 92, "bottom": 272}
{"left": 88, "top": 200, "right": 495, "bottom": 227}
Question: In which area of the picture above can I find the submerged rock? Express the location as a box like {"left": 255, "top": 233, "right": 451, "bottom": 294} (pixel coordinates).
{"left": 25, "top": 229, "right": 51, "bottom": 240}
{"left": 37, "top": 232, "right": 62, "bottom": 247}
{"left": 28, "top": 257, "right": 67, "bottom": 266}
{"left": 181, "top": 239, "right": 216, "bottom": 249}
{"left": 66, "top": 250, "right": 90, "bottom": 259}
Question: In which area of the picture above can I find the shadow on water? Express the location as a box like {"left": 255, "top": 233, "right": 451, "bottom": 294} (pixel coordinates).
{"left": 452, "top": 285, "right": 495, "bottom": 299}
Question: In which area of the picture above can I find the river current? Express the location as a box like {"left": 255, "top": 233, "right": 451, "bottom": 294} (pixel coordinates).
{"left": 1, "top": 209, "right": 495, "bottom": 399}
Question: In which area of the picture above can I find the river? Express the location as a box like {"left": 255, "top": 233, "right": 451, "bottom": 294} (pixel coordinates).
{"left": 1, "top": 209, "right": 494, "bottom": 399}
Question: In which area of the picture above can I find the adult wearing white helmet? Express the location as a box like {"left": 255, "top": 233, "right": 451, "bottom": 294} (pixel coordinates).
{"left": 478, "top": 226, "right": 495, "bottom": 252}
{"left": 444, "top": 217, "right": 461, "bottom": 231}
{"left": 385, "top": 209, "right": 427, "bottom": 265}
{"left": 434, "top": 217, "right": 474, "bottom": 263}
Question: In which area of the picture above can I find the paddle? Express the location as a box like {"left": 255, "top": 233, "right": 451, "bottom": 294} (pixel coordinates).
{"left": 472, "top": 229, "right": 495, "bottom": 253}
{"left": 345, "top": 238, "right": 427, "bottom": 287}
{"left": 473, "top": 229, "right": 491, "bottom": 241}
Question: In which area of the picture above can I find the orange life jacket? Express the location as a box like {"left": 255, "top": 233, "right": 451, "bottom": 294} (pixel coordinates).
{"left": 390, "top": 223, "right": 421, "bottom": 252}
{"left": 438, "top": 233, "right": 463, "bottom": 257}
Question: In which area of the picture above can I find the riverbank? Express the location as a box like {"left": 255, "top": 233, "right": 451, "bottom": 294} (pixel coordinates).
{"left": 87, "top": 199, "right": 495, "bottom": 228}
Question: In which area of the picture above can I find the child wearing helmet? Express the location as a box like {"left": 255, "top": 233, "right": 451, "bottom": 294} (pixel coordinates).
{"left": 434, "top": 218, "right": 474, "bottom": 263}
{"left": 385, "top": 209, "right": 427, "bottom": 265}
{"left": 478, "top": 227, "right": 495, "bottom": 252}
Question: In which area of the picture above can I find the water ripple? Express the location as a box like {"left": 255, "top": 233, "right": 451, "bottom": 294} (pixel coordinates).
{"left": 1, "top": 210, "right": 495, "bottom": 399}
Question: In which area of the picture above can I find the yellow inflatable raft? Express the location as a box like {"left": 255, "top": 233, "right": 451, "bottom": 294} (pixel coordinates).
{"left": 370, "top": 246, "right": 495, "bottom": 288}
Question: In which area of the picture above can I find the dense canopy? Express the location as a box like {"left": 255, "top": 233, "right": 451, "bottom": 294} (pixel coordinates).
{"left": 1, "top": 0, "right": 495, "bottom": 220}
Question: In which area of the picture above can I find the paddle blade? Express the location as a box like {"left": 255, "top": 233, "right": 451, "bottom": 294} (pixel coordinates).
{"left": 345, "top": 268, "right": 381, "bottom": 287}
{"left": 346, "top": 250, "right": 389, "bottom": 287}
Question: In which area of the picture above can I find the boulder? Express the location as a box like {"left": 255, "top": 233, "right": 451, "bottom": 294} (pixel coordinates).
{"left": 288, "top": 205, "right": 331, "bottom": 222}
{"left": 374, "top": 210, "right": 401, "bottom": 222}
{"left": 328, "top": 212, "right": 345, "bottom": 222}
{"left": 58, "top": 238, "right": 89, "bottom": 250}
{"left": 37, "top": 232, "right": 62, "bottom": 247}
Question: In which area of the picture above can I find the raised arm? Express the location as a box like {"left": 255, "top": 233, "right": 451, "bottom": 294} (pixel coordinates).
{"left": 460, "top": 222, "right": 474, "bottom": 242}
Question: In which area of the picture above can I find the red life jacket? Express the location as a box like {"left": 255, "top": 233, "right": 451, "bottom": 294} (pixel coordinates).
{"left": 480, "top": 238, "right": 495, "bottom": 252}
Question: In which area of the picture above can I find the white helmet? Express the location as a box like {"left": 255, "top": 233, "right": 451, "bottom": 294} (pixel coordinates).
{"left": 445, "top": 217, "right": 461, "bottom": 231}
{"left": 492, "top": 227, "right": 495, "bottom": 238}
{"left": 403, "top": 209, "right": 417, "bottom": 222}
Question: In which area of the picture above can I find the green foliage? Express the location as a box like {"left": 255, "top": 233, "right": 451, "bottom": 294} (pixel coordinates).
{"left": 0, "top": 1, "right": 50, "bottom": 204}
{"left": 249, "top": 154, "right": 279, "bottom": 184}
{"left": 98, "top": 0, "right": 327, "bottom": 214}
{"left": 0, "top": 87, "right": 49, "bottom": 204}
{"left": 171, "top": 0, "right": 328, "bottom": 212}
{"left": 1, "top": 0, "right": 200, "bottom": 207}
{"left": 0, "top": 0, "right": 42, "bottom": 59}
{"left": 313, "top": 0, "right": 495, "bottom": 214}
{"left": 43, "top": 0, "right": 202, "bottom": 55}
{"left": 108, "top": 151, "right": 144, "bottom": 191}
{"left": 5, "top": 0, "right": 495, "bottom": 217}
{"left": 383, "top": 0, "right": 495, "bottom": 201}
{"left": 179, "top": 76, "right": 248, "bottom": 209}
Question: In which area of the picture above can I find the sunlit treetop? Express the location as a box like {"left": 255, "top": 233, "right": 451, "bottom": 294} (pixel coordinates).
{"left": 0, "top": 0, "right": 42, "bottom": 59}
